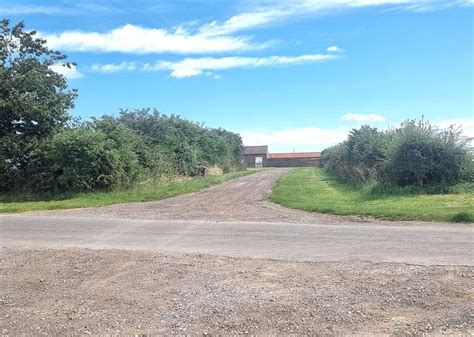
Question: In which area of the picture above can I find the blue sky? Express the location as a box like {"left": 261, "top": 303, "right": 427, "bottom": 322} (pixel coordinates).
{"left": 2, "top": 0, "right": 473, "bottom": 152}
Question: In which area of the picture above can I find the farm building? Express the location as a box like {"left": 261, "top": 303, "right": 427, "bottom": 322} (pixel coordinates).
{"left": 242, "top": 145, "right": 321, "bottom": 168}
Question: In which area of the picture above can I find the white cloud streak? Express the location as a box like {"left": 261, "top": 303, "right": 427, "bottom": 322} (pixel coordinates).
{"left": 0, "top": 6, "right": 62, "bottom": 15}
{"left": 89, "top": 54, "right": 337, "bottom": 78}
{"left": 49, "top": 63, "right": 83, "bottom": 79}
{"left": 90, "top": 62, "right": 137, "bottom": 73}
{"left": 341, "top": 113, "right": 386, "bottom": 122}
{"left": 159, "top": 54, "right": 337, "bottom": 78}
{"left": 197, "top": 0, "right": 472, "bottom": 36}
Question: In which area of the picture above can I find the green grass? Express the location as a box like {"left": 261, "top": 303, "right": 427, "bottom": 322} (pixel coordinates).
{"left": 270, "top": 168, "right": 474, "bottom": 223}
{"left": 0, "top": 170, "right": 258, "bottom": 213}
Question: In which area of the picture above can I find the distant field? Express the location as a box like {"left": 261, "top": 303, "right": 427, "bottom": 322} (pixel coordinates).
{"left": 0, "top": 170, "right": 257, "bottom": 213}
{"left": 270, "top": 168, "right": 474, "bottom": 223}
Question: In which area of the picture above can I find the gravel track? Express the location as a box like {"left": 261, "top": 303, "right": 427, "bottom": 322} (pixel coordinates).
{"left": 29, "top": 168, "right": 458, "bottom": 227}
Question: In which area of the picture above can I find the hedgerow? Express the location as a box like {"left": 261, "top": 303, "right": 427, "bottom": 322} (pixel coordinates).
{"left": 321, "top": 119, "right": 473, "bottom": 190}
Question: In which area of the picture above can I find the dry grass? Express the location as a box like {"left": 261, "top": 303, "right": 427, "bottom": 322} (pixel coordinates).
{"left": 0, "top": 170, "right": 255, "bottom": 213}
{"left": 205, "top": 165, "right": 224, "bottom": 177}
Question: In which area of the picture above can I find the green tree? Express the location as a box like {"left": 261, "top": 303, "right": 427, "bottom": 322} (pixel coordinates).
{"left": 0, "top": 19, "right": 77, "bottom": 191}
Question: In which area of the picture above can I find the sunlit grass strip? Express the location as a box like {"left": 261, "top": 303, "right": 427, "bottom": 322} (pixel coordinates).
{"left": 0, "top": 170, "right": 258, "bottom": 213}
{"left": 270, "top": 168, "right": 474, "bottom": 223}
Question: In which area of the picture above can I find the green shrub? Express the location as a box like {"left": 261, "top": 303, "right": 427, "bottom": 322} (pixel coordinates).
{"left": 321, "top": 126, "right": 386, "bottom": 183}
{"left": 24, "top": 125, "right": 149, "bottom": 192}
{"left": 321, "top": 119, "right": 473, "bottom": 191}
{"left": 384, "top": 120, "right": 471, "bottom": 187}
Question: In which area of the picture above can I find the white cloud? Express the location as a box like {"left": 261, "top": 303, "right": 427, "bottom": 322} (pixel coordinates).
{"left": 90, "top": 62, "right": 137, "bottom": 73}
{"left": 145, "top": 54, "right": 337, "bottom": 78}
{"left": 199, "top": 10, "right": 287, "bottom": 36}
{"left": 327, "top": 45, "right": 343, "bottom": 53}
{"left": 240, "top": 116, "right": 474, "bottom": 153}
{"left": 341, "top": 113, "right": 386, "bottom": 122}
{"left": 170, "top": 68, "right": 203, "bottom": 78}
{"left": 49, "top": 63, "right": 83, "bottom": 79}
{"left": 436, "top": 118, "right": 474, "bottom": 138}
{"left": 42, "top": 24, "right": 254, "bottom": 54}
{"left": 240, "top": 127, "right": 351, "bottom": 152}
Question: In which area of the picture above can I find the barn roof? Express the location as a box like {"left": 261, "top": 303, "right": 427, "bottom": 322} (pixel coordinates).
{"left": 243, "top": 145, "right": 268, "bottom": 155}
{"left": 268, "top": 152, "right": 321, "bottom": 159}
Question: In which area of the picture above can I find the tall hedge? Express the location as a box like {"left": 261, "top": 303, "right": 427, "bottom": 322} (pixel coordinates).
{"left": 321, "top": 119, "right": 473, "bottom": 188}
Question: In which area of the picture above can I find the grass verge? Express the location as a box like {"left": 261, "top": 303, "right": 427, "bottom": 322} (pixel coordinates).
{"left": 270, "top": 168, "right": 474, "bottom": 223}
{"left": 0, "top": 170, "right": 258, "bottom": 213}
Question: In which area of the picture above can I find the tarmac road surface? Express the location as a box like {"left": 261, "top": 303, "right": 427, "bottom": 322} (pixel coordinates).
{"left": 1, "top": 215, "right": 472, "bottom": 265}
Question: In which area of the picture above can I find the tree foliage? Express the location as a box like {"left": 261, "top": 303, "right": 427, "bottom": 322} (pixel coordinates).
{"left": 116, "top": 108, "right": 243, "bottom": 174}
{"left": 0, "top": 19, "right": 77, "bottom": 190}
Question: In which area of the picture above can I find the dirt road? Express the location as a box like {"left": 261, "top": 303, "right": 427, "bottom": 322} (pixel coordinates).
{"left": 1, "top": 169, "right": 473, "bottom": 335}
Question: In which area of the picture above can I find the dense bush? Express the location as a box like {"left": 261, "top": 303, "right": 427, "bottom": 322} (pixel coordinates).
{"left": 385, "top": 120, "right": 471, "bottom": 186}
{"left": 116, "top": 108, "right": 243, "bottom": 172}
{"left": 2, "top": 109, "right": 244, "bottom": 193}
{"left": 321, "top": 119, "right": 473, "bottom": 189}
{"left": 23, "top": 124, "right": 148, "bottom": 192}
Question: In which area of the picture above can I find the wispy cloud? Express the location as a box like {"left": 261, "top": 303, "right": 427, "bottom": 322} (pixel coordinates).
{"left": 341, "top": 113, "right": 386, "bottom": 122}
{"left": 42, "top": 24, "right": 257, "bottom": 55}
{"left": 384, "top": 0, "right": 473, "bottom": 12}
{"left": 0, "top": 2, "right": 131, "bottom": 16}
{"left": 196, "top": 0, "right": 472, "bottom": 36}
{"left": 154, "top": 54, "right": 337, "bottom": 78}
{"left": 90, "top": 62, "right": 137, "bottom": 73}
{"left": 49, "top": 63, "right": 83, "bottom": 79}
{"left": 0, "top": 5, "right": 63, "bottom": 15}
{"left": 89, "top": 53, "right": 337, "bottom": 78}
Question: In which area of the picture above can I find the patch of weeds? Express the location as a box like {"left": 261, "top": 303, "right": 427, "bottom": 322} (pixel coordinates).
{"left": 450, "top": 212, "right": 473, "bottom": 223}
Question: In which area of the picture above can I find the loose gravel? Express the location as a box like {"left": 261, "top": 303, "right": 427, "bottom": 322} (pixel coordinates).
{"left": 1, "top": 248, "right": 472, "bottom": 335}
